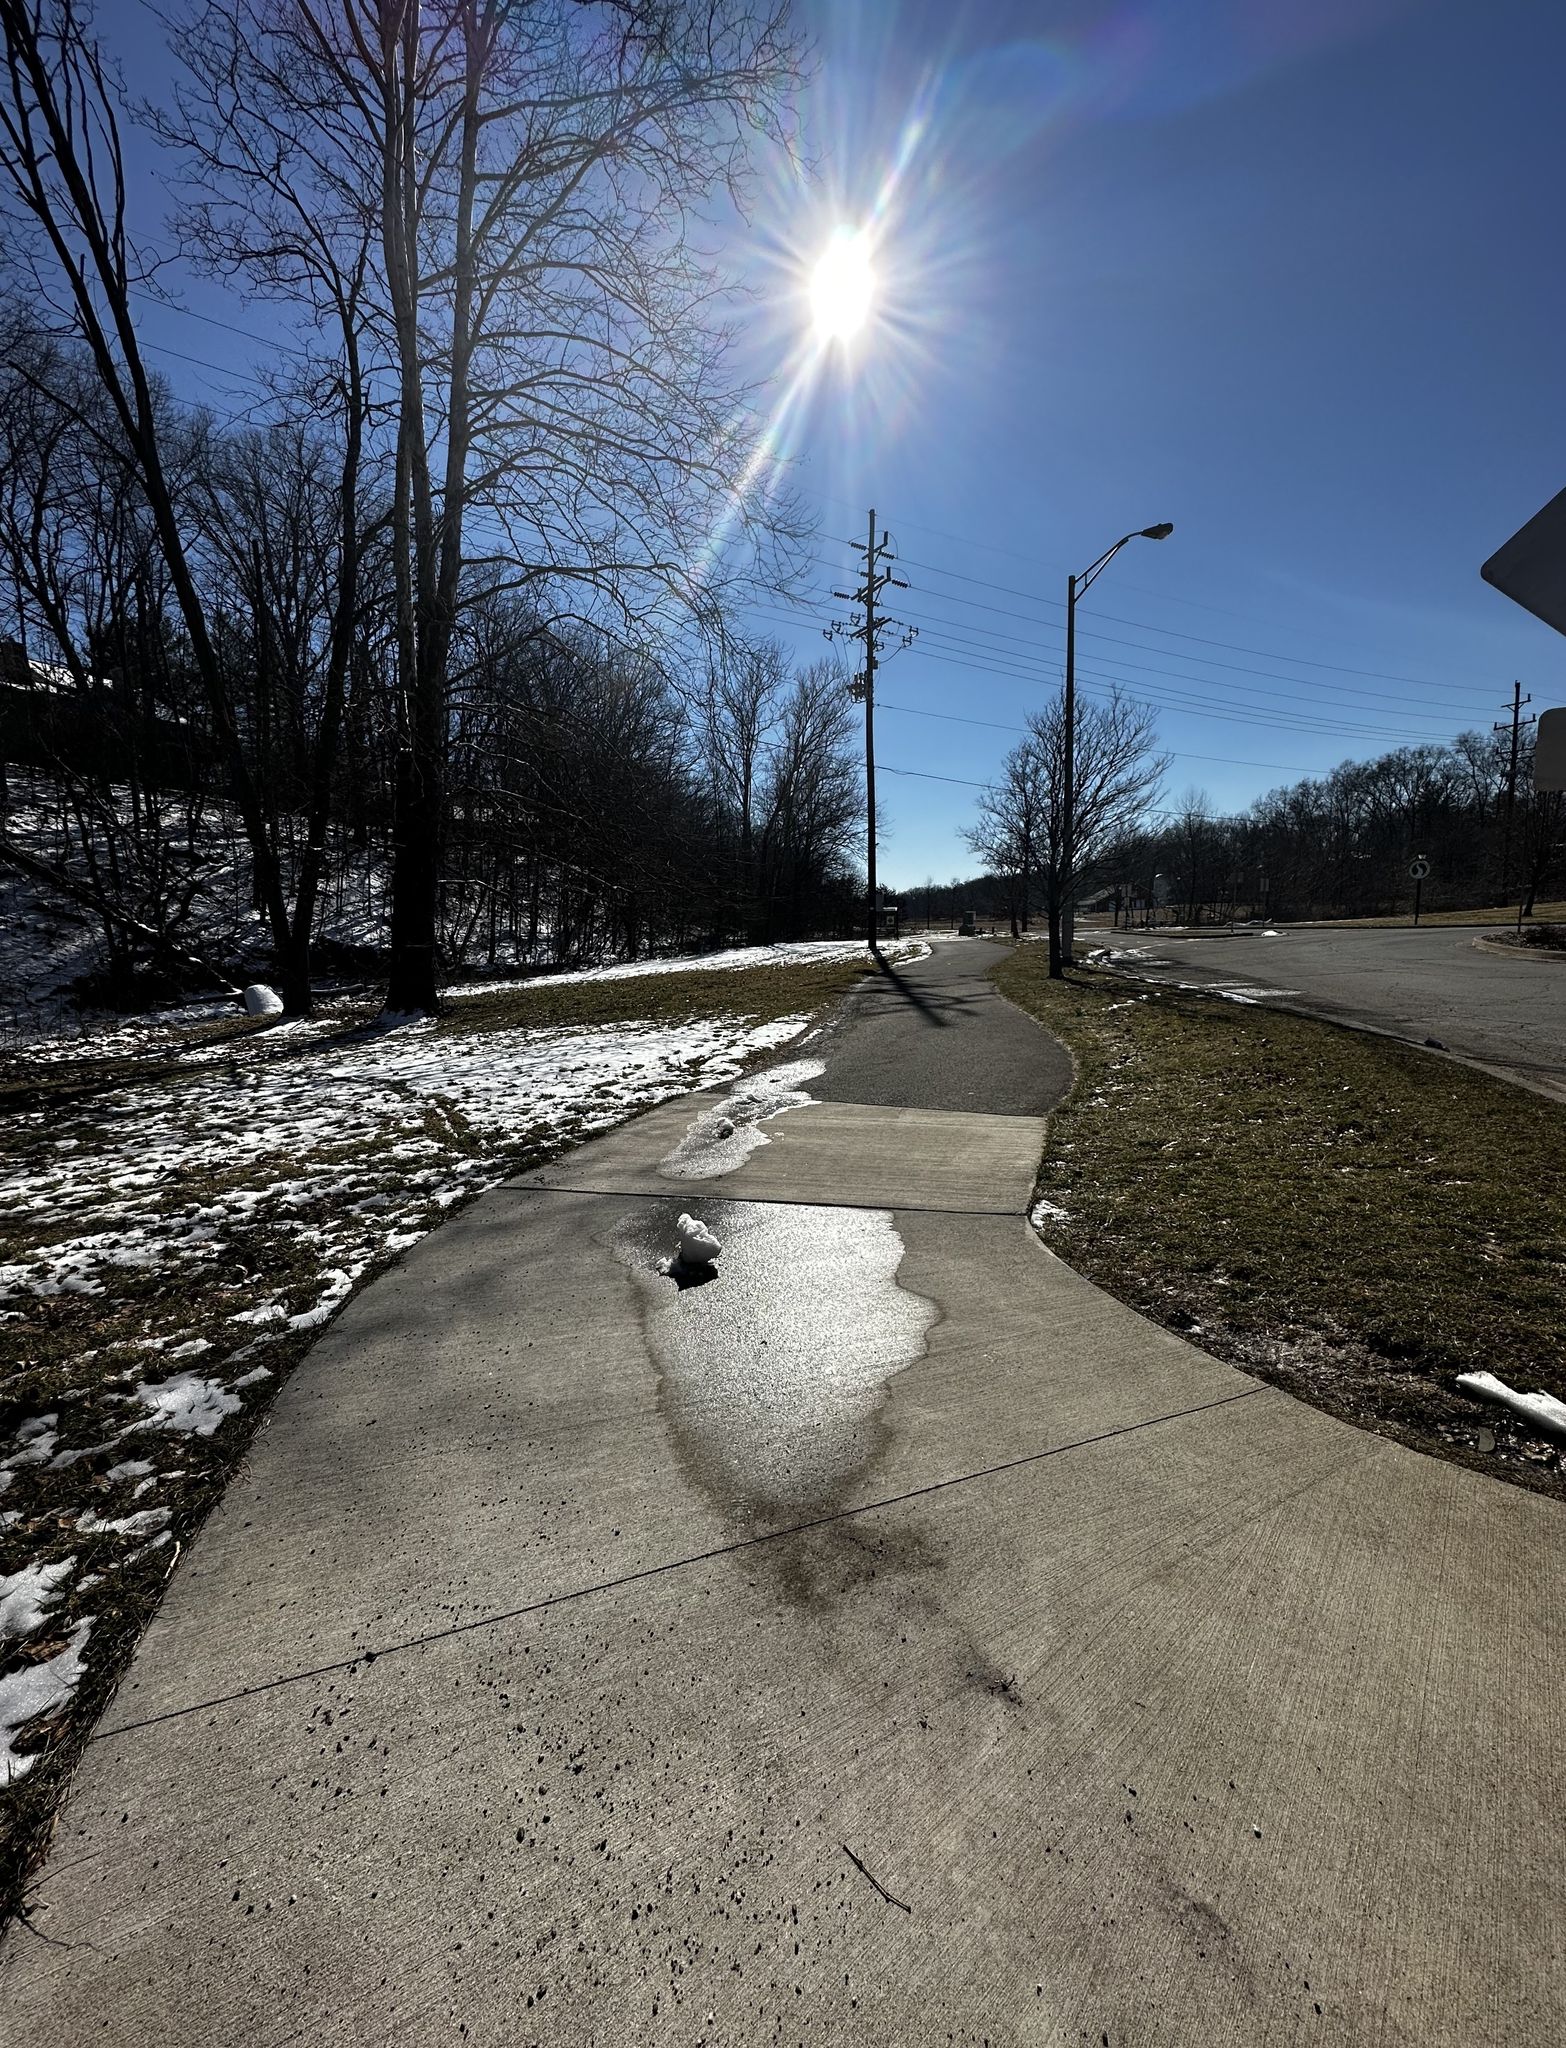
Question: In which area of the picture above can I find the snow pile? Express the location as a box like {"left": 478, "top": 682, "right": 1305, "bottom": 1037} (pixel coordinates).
{"left": 674, "top": 1213, "right": 722, "bottom": 1267}
{"left": 243, "top": 983, "right": 285, "bottom": 1018}
{"left": 659, "top": 1058, "right": 825, "bottom": 1180}
{"left": 1456, "top": 1371, "right": 1566, "bottom": 1442}
{"left": 0, "top": 1617, "right": 92, "bottom": 1782}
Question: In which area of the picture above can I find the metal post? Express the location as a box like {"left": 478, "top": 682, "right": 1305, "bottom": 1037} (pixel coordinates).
{"left": 864, "top": 508, "right": 878, "bottom": 954}
{"left": 1061, "top": 570, "right": 1076, "bottom": 973}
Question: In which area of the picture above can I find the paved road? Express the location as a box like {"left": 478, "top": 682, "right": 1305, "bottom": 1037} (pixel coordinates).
{"left": 1087, "top": 922, "right": 1566, "bottom": 1099}
{"left": 5, "top": 940, "right": 1563, "bottom": 2045}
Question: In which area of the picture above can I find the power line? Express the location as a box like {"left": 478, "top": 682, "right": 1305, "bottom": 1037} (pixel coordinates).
{"left": 786, "top": 558, "right": 1483, "bottom": 722}
{"left": 793, "top": 480, "right": 1470, "bottom": 654}
{"left": 129, "top": 288, "right": 314, "bottom": 360}
{"left": 873, "top": 699, "right": 1337, "bottom": 773}
{"left": 846, "top": 578, "right": 1489, "bottom": 717}
{"left": 881, "top": 608, "right": 1469, "bottom": 729}
{"left": 885, "top": 549, "right": 1488, "bottom": 699}
{"left": 757, "top": 578, "right": 1472, "bottom": 733}
{"left": 747, "top": 602, "right": 1453, "bottom": 746}
{"left": 880, "top": 763, "right": 989, "bottom": 788}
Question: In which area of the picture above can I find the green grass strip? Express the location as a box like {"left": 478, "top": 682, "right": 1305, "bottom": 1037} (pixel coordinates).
{"left": 993, "top": 945, "right": 1566, "bottom": 1502}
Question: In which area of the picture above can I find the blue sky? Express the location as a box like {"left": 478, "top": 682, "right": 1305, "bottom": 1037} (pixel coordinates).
{"left": 738, "top": 0, "right": 1566, "bottom": 884}
{"left": 108, "top": 0, "right": 1566, "bottom": 888}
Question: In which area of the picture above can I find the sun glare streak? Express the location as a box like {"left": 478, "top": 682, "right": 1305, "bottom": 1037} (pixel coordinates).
{"left": 695, "top": 71, "right": 954, "bottom": 580}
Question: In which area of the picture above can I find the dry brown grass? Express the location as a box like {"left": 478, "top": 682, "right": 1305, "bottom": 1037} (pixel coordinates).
{"left": 994, "top": 947, "right": 1566, "bottom": 1501}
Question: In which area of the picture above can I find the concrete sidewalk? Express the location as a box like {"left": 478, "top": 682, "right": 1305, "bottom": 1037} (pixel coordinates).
{"left": 4, "top": 943, "right": 1562, "bottom": 2044}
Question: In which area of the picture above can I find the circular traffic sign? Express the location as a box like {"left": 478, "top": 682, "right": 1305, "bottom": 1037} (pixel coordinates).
{"left": 1409, "top": 857, "right": 1430, "bottom": 881}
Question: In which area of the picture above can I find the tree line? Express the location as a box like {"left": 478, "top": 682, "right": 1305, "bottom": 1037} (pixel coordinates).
{"left": 0, "top": 0, "right": 865, "bottom": 1019}
{"left": 966, "top": 716, "right": 1563, "bottom": 937}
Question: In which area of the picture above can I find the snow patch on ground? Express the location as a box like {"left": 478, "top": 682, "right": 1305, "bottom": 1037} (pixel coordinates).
{"left": 0, "top": 1555, "right": 75, "bottom": 1642}
{"left": 448, "top": 939, "right": 923, "bottom": 998}
{"left": 75, "top": 1508, "right": 170, "bottom": 1538}
{"left": 658, "top": 1058, "right": 825, "bottom": 1180}
{"left": 0, "top": 990, "right": 830, "bottom": 1690}
{"left": 1457, "top": 1371, "right": 1566, "bottom": 1442}
{"left": 1029, "top": 1196, "right": 1072, "bottom": 1230}
{"left": 131, "top": 1373, "right": 243, "bottom": 1436}
{"left": 0, "top": 1618, "right": 92, "bottom": 1782}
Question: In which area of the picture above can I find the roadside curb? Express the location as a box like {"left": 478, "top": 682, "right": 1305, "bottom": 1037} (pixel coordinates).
{"left": 1081, "top": 957, "right": 1566, "bottom": 1108}
{"left": 1473, "top": 932, "right": 1566, "bottom": 964}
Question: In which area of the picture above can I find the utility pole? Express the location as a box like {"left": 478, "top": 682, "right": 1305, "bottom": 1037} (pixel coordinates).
{"left": 1494, "top": 681, "right": 1535, "bottom": 896}
{"left": 828, "top": 510, "right": 912, "bottom": 954}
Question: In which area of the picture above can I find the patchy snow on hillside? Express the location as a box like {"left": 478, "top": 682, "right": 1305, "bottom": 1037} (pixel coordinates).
{"left": 447, "top": 937, "right": 925, "bottom": 998}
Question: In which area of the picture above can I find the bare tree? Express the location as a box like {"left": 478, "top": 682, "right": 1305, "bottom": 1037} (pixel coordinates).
{"left": 704, "top": 640, "right": 787, "bottom": 939}
{"left": 160, "top": 0, "right": 805, "bottom": 1012}
{"left": 1020, "top": 688, "right": 1168, "bottom": 976}
{"left": 965, "top": 737, "right": 1043, "bottom": 939}
{"left": 0, "top": 1, "right": 380, "bottom": 1009}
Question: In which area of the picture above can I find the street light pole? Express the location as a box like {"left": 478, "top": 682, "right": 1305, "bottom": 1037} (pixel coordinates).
{"left": 1058, "top": 522, "right": 1173, "bottom": 975}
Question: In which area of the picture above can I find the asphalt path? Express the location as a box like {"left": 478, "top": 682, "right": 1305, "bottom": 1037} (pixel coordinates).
{"left": 812, "top": 936, "right": 1074, "bottom": 1114}
{"left": 1087, "top": 921, "right": 1566, "bottom": 1099}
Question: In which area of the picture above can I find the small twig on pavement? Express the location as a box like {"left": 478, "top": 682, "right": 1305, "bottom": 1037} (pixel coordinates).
{"left": 842, "top": 1842, "right": 912, "bottom": 1914}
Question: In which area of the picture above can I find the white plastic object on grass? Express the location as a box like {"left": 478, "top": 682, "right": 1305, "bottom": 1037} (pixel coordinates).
{"left": 1456, "top": 1371, "right": 1566, "bottom": 1442}
{"left": 675, "top": 1213, "right": 722, "bottom": 1267}
{"left": 243, "top": 983, "right": 284, "bottom": 1017}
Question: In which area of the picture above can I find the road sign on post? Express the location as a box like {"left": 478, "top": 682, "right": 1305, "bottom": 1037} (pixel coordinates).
{"left": 1409, "top": 855, "right": 1429, "bottom": 926}
{"left": 1482, "top": 489, "right": 1566, "bottom": 636}
{"left": 1537, "top": 707, "right": 1566, "bottom": 792}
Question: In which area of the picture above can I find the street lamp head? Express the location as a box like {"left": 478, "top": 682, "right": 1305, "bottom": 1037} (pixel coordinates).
{"left": 1141, "top": 522, "right": 1174, "bottom": 540}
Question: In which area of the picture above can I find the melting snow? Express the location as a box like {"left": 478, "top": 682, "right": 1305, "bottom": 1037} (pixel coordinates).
{"left": 659, "top": 1059, "right": 825, "bottom": 1180}
{"left": 130, "top": 1373, "right": 243, "bottom": 1436}
{"left": 447, "top": 939, "right": 923, "bottom": 999}
{"left": 0, "top": 1556, "right": 75, "bottom": 1642}
{"left": 0, "top": 1618, "right": 92, "bottom": 1782}
{"left": 1456, "top": 1371, "right": 1566, "bottom": 1442}
{"left": 674, "top": 1213, "right": 722, "bottom": 1266}
{"left": 75, "top": 1508, "right": 170, "bottom": 1537}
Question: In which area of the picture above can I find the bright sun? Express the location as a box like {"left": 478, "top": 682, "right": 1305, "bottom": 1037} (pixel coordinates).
{"left": 809, "top": 227, "right": 874, "bottom": 342}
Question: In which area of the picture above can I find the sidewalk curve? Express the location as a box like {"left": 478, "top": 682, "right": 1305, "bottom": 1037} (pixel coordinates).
{"left": 3, "top": 942, "right": 1561, "bottom": 2046}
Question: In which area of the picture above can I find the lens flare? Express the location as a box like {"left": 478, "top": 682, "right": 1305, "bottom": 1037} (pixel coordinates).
{"left": 809, "top": 228, "right": 874, "bottom": 342}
